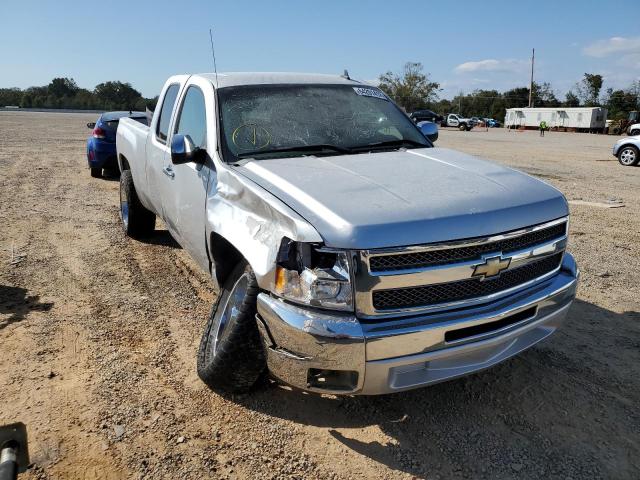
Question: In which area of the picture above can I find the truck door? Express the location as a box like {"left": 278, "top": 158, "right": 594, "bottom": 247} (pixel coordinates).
{"left": 159, "top": 80, "right": 213, "bottom": 271}
{"left": 449, "top": 115, "right": 459, "bottom": 127}
{"left": 145, "top": 83, "right": 181, "bottom": 217}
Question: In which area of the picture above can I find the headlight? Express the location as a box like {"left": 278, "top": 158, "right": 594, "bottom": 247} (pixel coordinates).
{"left": 273, "top": 240, "right": 353, "bottom": 311}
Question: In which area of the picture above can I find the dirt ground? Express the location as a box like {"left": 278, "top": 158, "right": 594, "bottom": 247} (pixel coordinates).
{"left": 1, "top": 111, "right": 638, "bottom": 480}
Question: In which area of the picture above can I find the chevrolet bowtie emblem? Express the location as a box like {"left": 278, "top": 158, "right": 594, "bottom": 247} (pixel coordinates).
{"left": 472, "top": 255, "right": 511, "bottom": 280}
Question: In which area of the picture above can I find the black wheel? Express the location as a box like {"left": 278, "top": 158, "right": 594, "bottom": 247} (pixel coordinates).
{"left": 90, "top": 167, "right": 102, "bottom": 178}
{"left": 197, "top": 261, "right": 266, "bottom": 393}
{"left": 459, "top": 123, "right": 467, "bottom": 131}
{"left": 630, "top": 129, "right": 640, "bottom": 136}
{"left": 618, "top": 145, "right": 639, "bottom": 166}
{"left": 119, "top": 169, "right": 156, "bottom": 238}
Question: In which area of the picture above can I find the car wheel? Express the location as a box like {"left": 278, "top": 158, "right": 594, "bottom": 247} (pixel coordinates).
{"left": 119, "top": 169, "right": 156, "bottom": 238}
{"left": 630, "top": 129, "right": 640, "bottom": 136}
{"left": 459, "top": 124, "right": 467, "bottom": 131}
{"left": 618, "top": 145, "right": 640, "bottom": 166}
{"left": 90, "top": 167, "right": 102, "bottom": 178}
{"left": 197, "top": 261, "right": 266, "bottom": 393}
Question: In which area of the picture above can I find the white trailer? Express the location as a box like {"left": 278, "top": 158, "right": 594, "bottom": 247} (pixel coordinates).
{"left": 504, "top": 107, "right": 607, "bottom": 132}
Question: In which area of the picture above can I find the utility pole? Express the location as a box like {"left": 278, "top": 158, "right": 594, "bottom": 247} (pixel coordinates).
{"left": 528, "top": 48, "right": 535, "bottom": 108}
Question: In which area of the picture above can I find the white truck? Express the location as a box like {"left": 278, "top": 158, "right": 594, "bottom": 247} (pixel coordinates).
{"left": 441, "top": 113, "right": 474, "bottom": 131}
{"left": 116, "top": 73, "right": 578, "bottom": 395}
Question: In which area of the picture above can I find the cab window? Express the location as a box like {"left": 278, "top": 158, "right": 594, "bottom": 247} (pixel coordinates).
{"left": 156, "top": 84, "right": 180, "bottom": 143}
{"left": 174, "top": 86, "right": 207, "bottom": 149}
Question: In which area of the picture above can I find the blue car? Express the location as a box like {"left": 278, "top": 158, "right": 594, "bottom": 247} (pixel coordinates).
{"left": 86, "top": 111, "right": 148, "bottom": 177}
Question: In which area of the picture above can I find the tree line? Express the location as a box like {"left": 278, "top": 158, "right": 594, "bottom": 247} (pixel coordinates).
{"left": 378, "top": 62, "right": 640, "bottom": 121}
{"left": 2, "top": 69, "right": 639, "bottom": 121}
{"left": 0, "top": 77, "right": 158, "bottom": 111}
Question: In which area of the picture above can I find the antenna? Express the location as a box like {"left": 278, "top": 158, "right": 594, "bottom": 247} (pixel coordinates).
{"left": 209, "top": 28, "right": 219, "bottom": 89}
{"left": 341, "top": 69, "right": 351, "bottom": 80}
{"left": 528, "top": 48, "right": 535, "bottom": 108}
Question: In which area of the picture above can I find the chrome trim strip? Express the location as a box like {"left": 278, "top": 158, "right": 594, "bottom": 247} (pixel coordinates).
{"left": 363, "top": 216, "right": 567, "bottom": 260}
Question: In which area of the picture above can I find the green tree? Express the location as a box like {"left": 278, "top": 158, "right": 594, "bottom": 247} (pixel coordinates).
{"left": 603, "top": 87, "right": 639, "bottom": 120}
{"left": 0, "top": 87, "right": 23, "bottom": 106}
{"left": 94, "top": 81, "right": 142, "bottom": 110}
{"left": 563, "top": 91, "right": 580, "bottom": 107}
{"left": 532, "top": 82, "right": 560, "bottom": 107}
{"left": 502, "top": 87, "right": 530, "bottom": 108}
{"left": 575, "top": 73, "right": 603, "bottom": 106}
{"left": 378, "top": 62, "right": 440, "bottom": 112}
{"left": 145, "top": 95, "right": 159, "bottom": 111}
{"left": 47, "top": 77, "right": 79, "bottom": 98}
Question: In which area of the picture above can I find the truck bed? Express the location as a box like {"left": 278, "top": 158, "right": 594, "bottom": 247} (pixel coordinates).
{"left": 116, "top": 116, "right": 153, "bottom": 210}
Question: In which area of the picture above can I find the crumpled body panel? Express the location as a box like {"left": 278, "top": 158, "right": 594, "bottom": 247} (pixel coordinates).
{"left": 206, "top": 165, "right": 322, "bottom": 290}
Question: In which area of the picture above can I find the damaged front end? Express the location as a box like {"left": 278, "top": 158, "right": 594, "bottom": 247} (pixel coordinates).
{"left": 273, "top": 239, "right": 354, "bottom": 311}
{"left": 257, "top": 239, "right": 365, "bottom": 393}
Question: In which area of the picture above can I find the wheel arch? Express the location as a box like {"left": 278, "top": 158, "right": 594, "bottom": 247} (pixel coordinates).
{"left": 118, "top": 153, "right": 131, "bottom": 172}
{"left": 618, "top": 143, "right": 639, "bottom": 153}
{"left": 209, "top": 232, "right": 245, "bottom": 290}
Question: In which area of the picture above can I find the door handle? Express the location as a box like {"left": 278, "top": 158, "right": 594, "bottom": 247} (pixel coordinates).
{"left": 162, "top": 166, "right": 175, "bottom": 178}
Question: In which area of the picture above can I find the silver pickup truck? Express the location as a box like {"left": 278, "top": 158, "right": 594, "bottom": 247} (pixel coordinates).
{"left": 116, "top": 72, "right": 578, "bottom": 395}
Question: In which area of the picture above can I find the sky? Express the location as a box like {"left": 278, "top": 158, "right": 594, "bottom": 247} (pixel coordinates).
{"left": 1, "top": 0, "right": 639, "bottom": 100}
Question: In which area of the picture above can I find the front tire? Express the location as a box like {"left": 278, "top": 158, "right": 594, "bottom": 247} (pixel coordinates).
{"left": 119, "top": 169, "right": 156, "bottom": 238}
{"left": 630, "top": 129, "right": 640, "bottom": 136}
{"left": 618, "top": 145, "right": 639, "bottom": 166}
{"left": 459, "top": 123, "right": 467, "bottom": 131}
{"left": 197, "top": 261, "right": 266, "bottom": 393}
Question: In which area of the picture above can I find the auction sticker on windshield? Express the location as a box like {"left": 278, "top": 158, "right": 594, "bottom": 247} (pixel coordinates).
{"left": 353, "top": 87, "right": 388, "bottom": 100}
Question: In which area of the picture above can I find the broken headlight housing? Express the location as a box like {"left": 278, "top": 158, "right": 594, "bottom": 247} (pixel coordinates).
{"left": 274, "top": 239, "right": 353, "bottom": 311}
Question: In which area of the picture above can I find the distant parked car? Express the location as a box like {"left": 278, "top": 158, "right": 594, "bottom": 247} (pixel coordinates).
{"left": 613, "top": 135, "right": 640, "bottom": 166}
{"left": 87, "top": 111, "right": 148, "bottom": 177}
{"left": 627, "top": 123, "right": 640, "bottom": 136}
{"left": 416, "top": 121, "right": 438, "bottom": 142}
{"left": 410, "top": 109, "right": 443, "bottom": 124}
{"left": 486, "top": 118, "right": 501, "bottom": 128}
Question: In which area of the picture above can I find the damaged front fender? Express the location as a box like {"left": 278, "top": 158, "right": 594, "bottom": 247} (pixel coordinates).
{"left": 206, "top": 165, "right": 322, "bottom": 291}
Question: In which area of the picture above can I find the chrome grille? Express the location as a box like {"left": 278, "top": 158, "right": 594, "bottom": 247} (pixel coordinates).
{"left": 354, "top": 218, "right": 569, "bottom": 317}
{"left": 369, "top": 222, "right": 566, "bottom": 272}
{"left": 372, "top": 253, "right": 563, "bottom": 311}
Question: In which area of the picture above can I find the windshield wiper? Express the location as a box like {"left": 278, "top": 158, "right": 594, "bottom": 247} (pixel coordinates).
{"left": 237, "top": 144, "right": 352, "bottom": 159}
{"left": 350, "top": 139, "right": 429, "bottom": 152}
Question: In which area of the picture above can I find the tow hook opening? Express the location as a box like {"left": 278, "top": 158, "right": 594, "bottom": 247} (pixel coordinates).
{"left": 307, "top": 368, "right": 358, "bottom": 391}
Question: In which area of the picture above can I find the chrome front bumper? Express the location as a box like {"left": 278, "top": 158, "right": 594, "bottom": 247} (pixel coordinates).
{"left": 256, "top": 253, "right": 578, "bottom": 395}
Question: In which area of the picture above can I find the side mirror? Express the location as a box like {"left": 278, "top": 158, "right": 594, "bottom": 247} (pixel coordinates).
{"left": 171, "top": 134, "right": 205, "bottom": 164}
{"left": 418, "top": 121, "right": 439, "bottom": 142}
{"left": 87, "top": 122, "right": 96, "bottom": 129}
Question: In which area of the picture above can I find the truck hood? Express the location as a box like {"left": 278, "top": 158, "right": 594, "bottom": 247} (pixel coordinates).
{"left": 236, "top": 148, "right": 568, "bottom": 249}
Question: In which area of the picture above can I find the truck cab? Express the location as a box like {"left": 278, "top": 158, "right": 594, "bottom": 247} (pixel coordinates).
{"left": 116, "top": 73, "right": 577, "bottom": 395}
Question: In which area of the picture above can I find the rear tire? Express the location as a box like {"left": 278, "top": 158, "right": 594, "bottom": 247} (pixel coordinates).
{"left": 630, "top": 129, "right": 640, "bottom": 136}
{"left": 618, "top": 145, "right": 639, "bottom": 166}
{"left": 119, "top": 169, "right": 156, "bottom": 238}
{"left": 90, "top": 167, "right": 102, "bottom": 178}
{"left": 197, "top": 261, "right": 266, "bottom": 393}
